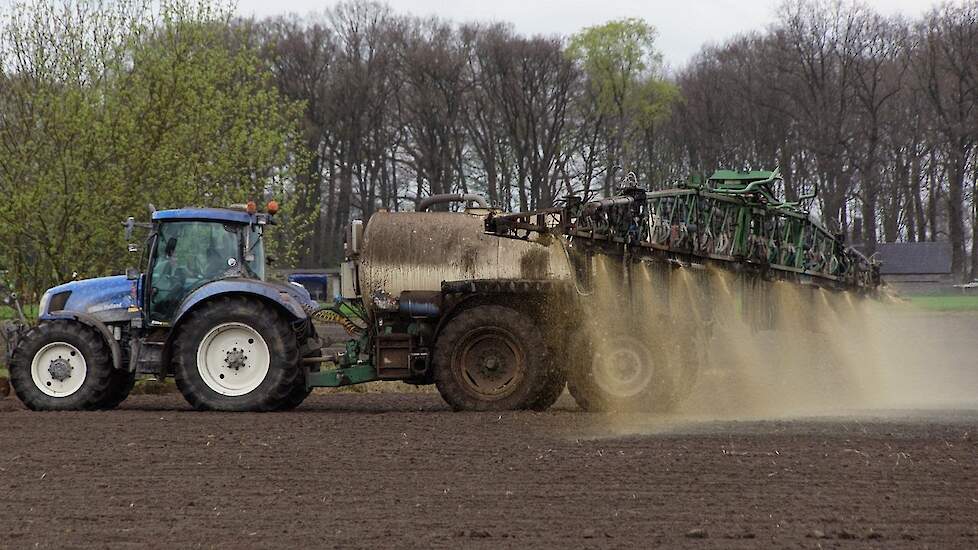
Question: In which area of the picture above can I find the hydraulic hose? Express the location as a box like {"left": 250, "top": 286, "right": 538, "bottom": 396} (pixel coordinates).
{"left": 312, "top": 308, "right": 363, "bottom": 336}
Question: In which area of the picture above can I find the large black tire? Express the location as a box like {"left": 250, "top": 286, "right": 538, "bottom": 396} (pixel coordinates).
{"left": 174, "top": 296, "right": 301, "bottom": 412}
{"left": 99, "top": 369, "right": 137, "bottom": 410}
{"left": 565, "top": 330, "right": 677, "bottom": 413}
{"left": 275, "top": 373, "right": 312, "bottom": 411}
{"left": 433, "top": 305, "right": 551, "bottom": 411}
{"left": 9, "top": 320, "right": 115, "bottom": 411}
{"left": 272, "top": 332, "right": 321, "bottom": 412}
{"left": 527, "top": 363, "right": 566, "bottom": 411}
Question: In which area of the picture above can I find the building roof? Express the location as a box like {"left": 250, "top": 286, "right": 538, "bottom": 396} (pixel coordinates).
{"left": 876, "top": 241, "right": 952, "bottom": 275}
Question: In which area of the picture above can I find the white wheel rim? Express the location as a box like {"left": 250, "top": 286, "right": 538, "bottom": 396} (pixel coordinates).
{"left": 31, "top": 342, "right": 88, "bottom": 397}
{"left": 591, "top": 338, "right": 656, "bottom": 399}
{"left": 196, "top": 322, "right": 270, "bottom": 397}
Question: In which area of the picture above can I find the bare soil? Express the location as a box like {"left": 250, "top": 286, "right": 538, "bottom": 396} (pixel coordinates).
{"left": 1, "top": 392, "right": 977, "bottom": 549}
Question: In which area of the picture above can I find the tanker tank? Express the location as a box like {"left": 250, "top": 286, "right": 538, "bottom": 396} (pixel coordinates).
{"left": 356, "top": 210, "right": 573, "bottom": 312}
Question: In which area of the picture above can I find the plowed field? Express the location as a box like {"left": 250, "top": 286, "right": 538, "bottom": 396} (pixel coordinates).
{"left": 1, "top": 393, "right": 977, "bottom": 548}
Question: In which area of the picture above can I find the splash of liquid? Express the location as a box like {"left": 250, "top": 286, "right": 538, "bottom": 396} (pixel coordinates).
{"left": 560, "top": 252, "right": 978, "bottom": 432}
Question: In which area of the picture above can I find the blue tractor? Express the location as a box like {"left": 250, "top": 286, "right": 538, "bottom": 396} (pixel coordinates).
{"left": 5, "top": 202, "right": 323, "bottom": 411}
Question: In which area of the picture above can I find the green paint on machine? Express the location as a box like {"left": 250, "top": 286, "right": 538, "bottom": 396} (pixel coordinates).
{"left": 306, "top": 364, "right": 379, "bottom": 388}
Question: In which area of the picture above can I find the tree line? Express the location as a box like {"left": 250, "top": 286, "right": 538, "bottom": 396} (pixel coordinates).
{"left": 261, "top": 0, "right": 978, "bottom": 277}
{"left": 1, "top": 0, "right": 977, "bottom": 303}
{"left": 673, "top": 0, "right": 978, "bottom": 278}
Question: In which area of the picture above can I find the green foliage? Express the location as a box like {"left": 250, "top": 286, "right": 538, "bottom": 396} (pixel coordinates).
{"left": 0, "top": 0, "right": 306, "bottom": 303}
{"left": 907, "top": 295, "right": 978, "bottom": 312}
{"left": 0, "top": 304, "right": 38, "bottom": 320}
{"left": 631, "top": 77, "right": 681, "bottom": 130}
{"left": 566, "top": 18, "right": 680, "bottom": 185}
{"left": 567, "top": 18, "right": 664, "bottom": 116}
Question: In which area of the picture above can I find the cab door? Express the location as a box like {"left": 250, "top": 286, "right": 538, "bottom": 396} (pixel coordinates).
{"left": 145, "top": 221, "right": 242, "bottom": 323}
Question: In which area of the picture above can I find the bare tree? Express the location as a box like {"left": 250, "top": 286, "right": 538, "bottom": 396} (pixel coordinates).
{"left": 913, "top": 3, "right": 978, "bottom": 279}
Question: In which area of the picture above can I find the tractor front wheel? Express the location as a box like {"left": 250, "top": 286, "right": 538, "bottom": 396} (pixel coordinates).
{"left": 174, "top": 297, "right": 301, "bottom": 411}
{"left": 8, "top": 320, "right": 116, "bottom": 411}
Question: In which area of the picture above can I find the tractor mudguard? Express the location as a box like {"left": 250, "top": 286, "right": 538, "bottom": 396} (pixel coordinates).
{"left": 159, "top": 280, "right": 316, "bottom": 377}
{"left": 40, "top": 311, "right": 125, "bottom": 371}
{"left": 171, "top": 279, "right": 311, "bottom": 329}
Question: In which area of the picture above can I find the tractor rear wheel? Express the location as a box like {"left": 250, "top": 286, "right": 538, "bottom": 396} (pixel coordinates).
{"left": 174, "top": 297, "right": 300, "bottom": 412}
{"left": 275, "top": 373, "right": 312, "bottom": 411}
{"left": 433, "top": 305, "right": 550, "bottom": 411}
{"left": 99, "top": 369, "right": 136, "bottom": 410}
{"left": 8, "top": 320, "right": 115, "bottom": 411}
{"left": 566, "top": 331, "right": 677, "bottom": 413}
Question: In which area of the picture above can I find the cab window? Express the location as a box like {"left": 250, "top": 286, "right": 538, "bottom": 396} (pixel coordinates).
{"left": 149, "top": 221, "right": 240, "bottom": 322}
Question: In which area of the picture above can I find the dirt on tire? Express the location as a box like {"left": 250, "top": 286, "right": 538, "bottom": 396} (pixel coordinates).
{"left": 1, "top": 392, "right": 976, "bottom": 548}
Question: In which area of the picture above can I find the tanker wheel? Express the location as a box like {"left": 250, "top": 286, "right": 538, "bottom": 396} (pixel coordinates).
{"left": 433, "top": 305, "right": 550, "bottom": 411}
{"left": 99, "top": 369, "right": 137, "bottom": 410}
{"left": 566, "top": 331, "right": 676, "bottom": 413}
{"left": 526, "top": 362, "right": 566, "bottom": 411}
{"left": 174, "top": 296, "right": 300, "bottom": 412}
{"left": 8, "top": 320, "right": 115, "bottom": 411}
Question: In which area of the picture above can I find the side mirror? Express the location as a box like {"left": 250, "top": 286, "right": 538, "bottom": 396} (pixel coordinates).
{"left": 124, "top": 216, "right": 135, "bottom": 241}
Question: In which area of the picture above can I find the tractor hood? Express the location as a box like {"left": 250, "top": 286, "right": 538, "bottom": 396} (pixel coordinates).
{"left": 40, "top": 275, "right": 134, "bottom": 324}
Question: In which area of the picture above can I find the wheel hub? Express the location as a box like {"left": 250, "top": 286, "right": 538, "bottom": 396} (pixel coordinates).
{"left": 31, "top": 341, "right": 88, "bottom": 398}
{"left": 609, "top": 351, "right": 641, "bottom": 379}
{"left": 47, "top": 357, "right": 73, "bottom": 382}
{"left": 224, "top": 348, "right": 247, "bottom": 370}
{"left": 456, "top": 328, "right": 526, "bottom": 399}
{"left": 479, "top": 354, "right": 505, "bottom": 380}
{"left": 196, "top": 322, "right": 271, "bottom": 397}
{"left": 590, "top": 337, "right": 657, "bottom": 399}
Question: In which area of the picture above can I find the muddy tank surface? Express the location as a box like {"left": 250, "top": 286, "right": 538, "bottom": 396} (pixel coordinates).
{"left": 357, "top": 211, "right": 572, "bottom": 307}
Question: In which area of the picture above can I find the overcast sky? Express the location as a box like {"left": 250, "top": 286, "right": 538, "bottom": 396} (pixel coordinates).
{"left": 0, "top": 0, "right": 940, "bottom": 66}
{"left": 235, "top": 0, "right": 938, "bottom": 66}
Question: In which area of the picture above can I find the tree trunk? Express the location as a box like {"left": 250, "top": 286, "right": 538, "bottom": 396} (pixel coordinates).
{"left": 971, "top": 162, "right": 978, "bottom": 281}
{"left": 910, "top": 152, "right": 925, "bottom": 241}
{"left": 927, "top": 156, "right": 938, "bottom": 242}
{"left": 861, "top": 191, "right": 879, "bottom": 252}
{"left": 946, "top": 153, "right": 966, "bottom": 281}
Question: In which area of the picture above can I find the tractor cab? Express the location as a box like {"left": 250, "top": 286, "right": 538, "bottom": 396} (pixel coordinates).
{"left": 134, "top": 204, "right": 275, "bottom": 324}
